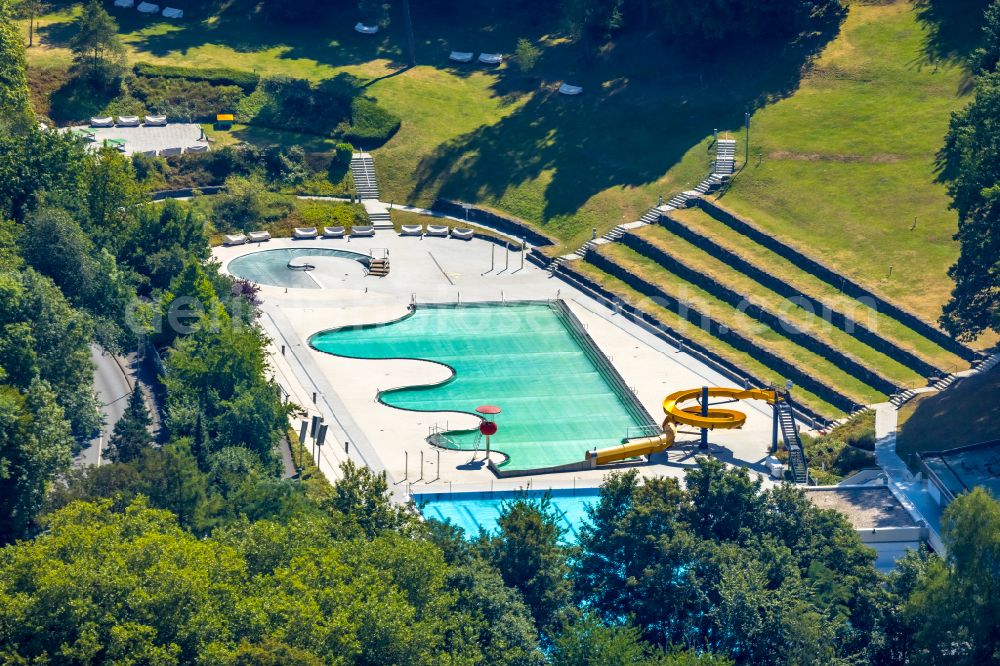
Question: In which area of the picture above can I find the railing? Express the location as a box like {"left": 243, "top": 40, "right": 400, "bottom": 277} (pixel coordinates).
{"left": 548, "top": 300, "right": 659, "bottom": 431}
{"left": 625, "top": 424, "right": 663, "bottom": 440}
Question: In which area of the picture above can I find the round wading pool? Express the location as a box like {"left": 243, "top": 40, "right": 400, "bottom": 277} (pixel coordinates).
{"left": 227, "top": 247, "right": 368, "bottom": 288}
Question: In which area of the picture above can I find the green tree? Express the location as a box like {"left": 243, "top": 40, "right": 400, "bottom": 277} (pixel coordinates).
{"left": 22, "top": 207, "right": 136, "bottom": 350}
{"left": 0, "top": 267, "right": 101, "bottom": 440}
{"left": 0, "top": 0, "right": 32, "bottom": 132}
{"left": 974, "top": 0, "right": 1000, "bottom": 73}
{"left": 212, "top": 175, "right": 269, "bottom": 232}
{"left": 901, "top": 488, "right": 1000, "bottom": 665}
{"left": 481, "top": 495, "right": 575, "bottom": 636}
{"left": 13, "top": 0, "right": 48, "bottom": 48}
{"left": 514, "top": 38, "right": 542, "bottom": 72}
{"left": 83, "top": 146, "right": 145, "bottom": 253}
{"left": 69, "top": 0, "right": 125, "bottom": 83}
{"left": 325, "top": 459, "right": 412, "bottom": 537}
{"left": 105, "top": 387, "right": 153, "bottom": 463}
{"left": 0, "top": 377, "right": 74, "bottom": 542}
{"left": 123, "top": 200, "right": 209, "bottom": 294}
{"left": 575, "top": 462, "right": 883, "bottom": 662}
{"left": 939, "top": 71, "right": 1000, "bottom": 340}
{"left": 0, "top": 125, "right": 87, "bottom": 222}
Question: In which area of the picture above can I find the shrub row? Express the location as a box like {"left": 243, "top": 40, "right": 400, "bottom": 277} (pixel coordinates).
{"left": 130, "top": 77, "right": 244, "bottom": 122}
{"left": 134, "top": 62, "right": 260, "bottom": 92}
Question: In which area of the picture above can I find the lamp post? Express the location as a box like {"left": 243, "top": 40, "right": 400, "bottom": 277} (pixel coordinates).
{"left": 744, "top": 112, "right": 750, "bottom": 168}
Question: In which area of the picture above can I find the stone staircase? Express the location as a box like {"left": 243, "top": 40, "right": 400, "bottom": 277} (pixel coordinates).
{"left": 350, "top": 153, "right": 380, "bottom": 200}
{"left": 368, "top": 209, "right": 393, "bottom": 229}
{"left": 714, "top": 138, "right": 737, "bottom": 176}
{"left": 889, "top": 388, "right": 917, "bottom": 408}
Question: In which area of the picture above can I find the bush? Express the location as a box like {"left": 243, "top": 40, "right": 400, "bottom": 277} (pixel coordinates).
{"left": 130, "top": 77, "right": 244, "bottom": 122}
{"left": 342, "top": 97, "right": 400, "bottom": 145}
{"left": 334, "top": 142, "right": 354, "bottom": 165}
{"left": 513, "top": 38, "right": 541, "bottom": 72}
{"left": 294, "top": 201, "right": 368, "bottom": 229}
{"left": 243, "top": 75, "right": 353, "bottom": 135}
{"left": 133, "top": 62, "right": 260, "bottom": 92}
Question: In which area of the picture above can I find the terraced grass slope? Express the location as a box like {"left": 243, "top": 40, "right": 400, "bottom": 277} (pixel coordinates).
{"left": 562, "top": 259, "right": 844, "bottom": 418}
{"left": 689, "top": 2, "right": 977, "bottom": 332}
{"left": 665, "top": 206, "right": 971, "bottom": 373}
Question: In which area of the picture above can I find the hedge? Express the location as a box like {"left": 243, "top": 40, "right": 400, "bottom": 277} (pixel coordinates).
{"left": 341, "top": 97, "right": 401, "bottom": 145}
{"left": 134, "top": 62, "right": 260, "bottom": 92}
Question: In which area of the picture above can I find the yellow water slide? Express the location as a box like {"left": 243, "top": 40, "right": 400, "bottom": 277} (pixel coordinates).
{"left": 587, "top": 387, "right": 779, "bottom": 466}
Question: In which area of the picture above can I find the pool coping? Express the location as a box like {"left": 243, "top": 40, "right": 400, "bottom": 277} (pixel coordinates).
{"left": 225, "top": 245, "right": 372, "bottom": 289}
{"left": 307, "top": 300, "right": 658, "bottom": 476}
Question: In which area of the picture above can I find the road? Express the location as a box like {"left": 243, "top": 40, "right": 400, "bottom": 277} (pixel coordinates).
{"left": 75, "top": 344, "right": 133, "bottom": 467}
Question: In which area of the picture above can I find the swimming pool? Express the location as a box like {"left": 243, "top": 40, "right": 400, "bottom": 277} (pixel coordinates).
{"left": 415, "top": 488, "right": 600, "bottom": 541}
{"left": 227, "top": 247, "right": 368, "bottom": 288}
{"left": 309, "top": 301, "right": 657, "bottom": 472}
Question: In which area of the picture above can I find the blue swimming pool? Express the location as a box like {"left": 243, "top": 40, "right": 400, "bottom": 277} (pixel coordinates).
{"left": 415, "top": 488, "right": 600, "bottom": 541}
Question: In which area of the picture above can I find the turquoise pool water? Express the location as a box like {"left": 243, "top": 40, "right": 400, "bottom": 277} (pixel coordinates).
{"left": 416, "top": 488, "right": 600, "bottom": 541}
{"left": 227, "top": 247, "right": 367, "bottom": 288}
{"left": 309, "top": 302, "right": 655, "bottom": 471}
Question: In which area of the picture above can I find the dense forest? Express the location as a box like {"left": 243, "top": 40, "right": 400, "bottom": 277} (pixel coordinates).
{"left": 0, "top": 0, "right": 998, "bottom": 663}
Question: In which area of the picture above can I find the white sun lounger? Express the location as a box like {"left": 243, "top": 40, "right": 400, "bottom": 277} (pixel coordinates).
{"left": 248, "top": 231, "right": 270, "bottom": 243}
{"left": 355, "top": 22, "right": 378, "bottom": 34}
{"left": 450, "top": 227, "right": 474, "bottom": 240}
{"left": 137, "top": 2, "right": 159, "bottom": 14}
{"left": 90, "top": 117, "right": 114, "bottom": 128}
{"left": 114, "top": 0, "right": 134, "bottom": 7}
{"left": 138, "top": 149, "right": 158, "bottom": 157}
{"left": 144, "top": 115, "right": 167, "bottom": 126}
{"left": 323, "top": 226, "right": 345, "bottom": 238}
{"left": 185, "top": 144, "right": 208, "bottom": 153}
{"left": 159, "top": 147, "right": 182, "bottom": 156}
{"left": 294, "top": 227, "right": 318, "bottom": 239}
{"left": 351, "top": 225, "right": 375, "bottom": 237}
{"left": 449, "top": 51, "right": 474, "bottom": 63}
{"left": 558, "top": 83, "right": 583, "bottom": 96}
{"left": 224, "top": 234, "right": 247, "bottom": 246}
{"left": 162, "top": 6, "right": 183, "bottom": 18}
{"left": 479, "top": 53, "right": 503, "bottom": 65}
{"left": 400, "top": 224, "right": 423, "bottom": 236}
{"left": 116, "top": 116, "right": 140, "bottom": 127}
{"left": 426, "top": 225, "right": 449, "bottom": 237}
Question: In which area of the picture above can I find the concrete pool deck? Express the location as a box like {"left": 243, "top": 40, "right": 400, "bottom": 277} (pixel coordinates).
{"left": 213, "top": 234, "right": 779, "bottom": 497}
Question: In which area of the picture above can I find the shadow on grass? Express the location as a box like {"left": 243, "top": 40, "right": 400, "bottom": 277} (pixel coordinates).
{"left": 913, "top": 0, "right": 990, "bottom": 66}
{"left": 410, "top": 16, "right": 845, "bottom": 226}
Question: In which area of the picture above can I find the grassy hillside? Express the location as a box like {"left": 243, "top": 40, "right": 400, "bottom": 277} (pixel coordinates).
{"left": 701, "top": 2, "right": 974, "bottom": 331}
{"left": 897, "top": 366, "right": 1000, "bottom": 460}
{"left": 21, "top": 0, "right": 988, "bottom": 341}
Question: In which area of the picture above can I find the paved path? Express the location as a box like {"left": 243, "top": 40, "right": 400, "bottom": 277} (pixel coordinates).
{"left": 873, "top": 402, "right": 945, "bottom": 554}
{"left": 76, "top": 345, "right": 133, "bottom": 467}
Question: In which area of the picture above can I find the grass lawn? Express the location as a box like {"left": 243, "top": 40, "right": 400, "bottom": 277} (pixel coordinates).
{"left": 697, "top": 2, "right": 977, "bottom": 335}
{"left": 21, "top": 1, "right": 989, "bottom": 343}
{"left": 896, "top": 366, "right": 1000, "bottom": 463}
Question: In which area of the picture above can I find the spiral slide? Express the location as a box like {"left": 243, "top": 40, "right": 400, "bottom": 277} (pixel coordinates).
{"left": 587, "top": 387, "right": 779, "bottom": 466}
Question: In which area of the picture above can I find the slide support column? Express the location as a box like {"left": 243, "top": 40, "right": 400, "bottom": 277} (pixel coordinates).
{"left": 699, "top": 386, "right": 709, "bottom": 450}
